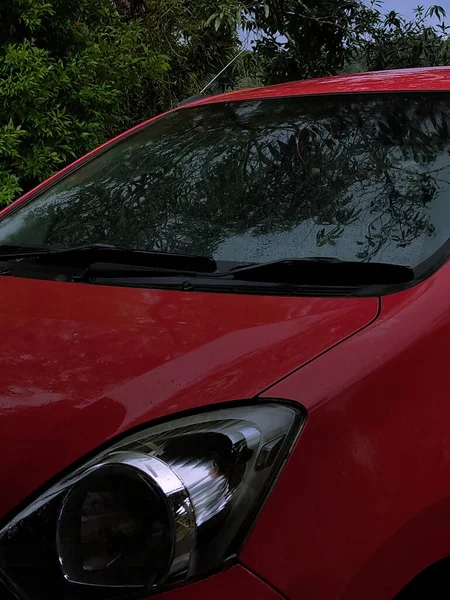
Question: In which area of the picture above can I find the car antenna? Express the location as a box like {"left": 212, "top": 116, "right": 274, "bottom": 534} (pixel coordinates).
{"left": 178, "top": 47, "right": 247, "bottom": 106}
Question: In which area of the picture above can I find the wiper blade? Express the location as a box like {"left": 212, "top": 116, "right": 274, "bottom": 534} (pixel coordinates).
{"left": 77, "top": 255, "right": 414, "bottom": 287}
{"left": 0, "top": 243, "right": 217, "bottom": 273}
{"left": 81, "top": 256, "right": 414, "bottom": 289}
{"left": 0, "top": 243, "right": 122, "bottom": 258}
{"left": 222, "top": 258, "right": 415, "bottom": 285}
{"left": 73, "top": 261, "right": 204, "bottom": 282}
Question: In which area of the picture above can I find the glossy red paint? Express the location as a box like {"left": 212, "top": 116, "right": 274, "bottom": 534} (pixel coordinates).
{"left": 238, "top": 261, "right": 450, "bottom": 599}
{"left": 150, "top": 566, "right": 284, "bottom": 600}
{"left": 4, "top": 68, "right": 450, "bottom": 599}
{"left": 0, "top": 275, "right": 377, "bottom": 519}
{"left": 191, "top": 66, "right": 450, "bottom": 106}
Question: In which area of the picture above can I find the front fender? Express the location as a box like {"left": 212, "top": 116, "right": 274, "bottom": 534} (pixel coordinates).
{"left": 240, "top": 265, "right": 450, "bottom": 599}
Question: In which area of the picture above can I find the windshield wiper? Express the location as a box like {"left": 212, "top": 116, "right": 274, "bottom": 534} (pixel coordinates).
{"left": 2, "top": 244, "right": 413, "bottom": 289}
{"left": 221, "top": 257, "right": 415, "bottom": 286}
{"left": 81, "top": 256, "right": 415, "bottom": 288}
{"left": 0, "top": 243, "right": 217, "bottom": 273}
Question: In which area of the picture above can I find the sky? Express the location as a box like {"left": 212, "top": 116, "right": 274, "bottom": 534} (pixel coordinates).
{"left": 377, "top": 0, "right": 443, "bottom": 21}
{"left": 393, "top": 0, "right": 421, "bottom": 18}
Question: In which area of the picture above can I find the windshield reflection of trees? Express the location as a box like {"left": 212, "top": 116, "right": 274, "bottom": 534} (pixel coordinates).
{"left": 38, "top": 94, "right": 450, "bottom": 263}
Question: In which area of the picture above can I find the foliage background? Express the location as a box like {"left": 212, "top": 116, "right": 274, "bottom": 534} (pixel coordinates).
{"left": 1, "top": 0, "right": 449, "bottom": 205}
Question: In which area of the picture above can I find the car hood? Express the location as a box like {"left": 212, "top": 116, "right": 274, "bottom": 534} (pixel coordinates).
{"left": 0, "top": 277, "right": 378, "bottom": 518}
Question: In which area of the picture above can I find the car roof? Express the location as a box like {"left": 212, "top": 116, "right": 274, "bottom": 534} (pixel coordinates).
{"left": 189, "top": 66, "right": 450, "bottom": 107}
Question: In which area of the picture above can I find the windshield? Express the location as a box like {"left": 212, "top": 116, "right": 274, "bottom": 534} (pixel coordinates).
{"left": 1, "top": 93, "right": 450, "bottom": 268}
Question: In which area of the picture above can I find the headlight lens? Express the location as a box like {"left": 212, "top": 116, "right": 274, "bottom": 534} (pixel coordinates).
{"left": 56, "top": 455, "right": 194, "bottom": 588}
{"left": 0, "top": 402, "right": 304, "bottom": 599}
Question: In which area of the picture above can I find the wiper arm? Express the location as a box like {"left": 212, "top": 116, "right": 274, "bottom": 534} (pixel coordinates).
{"left": 74, "top": 255, "right": 413, "bottom": 287}
{"left": 0, "top": 243, "right": 217, "bottom": 273}
{"left": 221, "top": 258, "right": 415, "bottom": 286}
{"left": 82, "top": 256, "right": 414, "bottom": 289}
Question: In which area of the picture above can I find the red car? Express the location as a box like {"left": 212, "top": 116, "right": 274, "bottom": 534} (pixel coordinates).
{"left": 1, "top": 67, "right": 450, "bottom": 600}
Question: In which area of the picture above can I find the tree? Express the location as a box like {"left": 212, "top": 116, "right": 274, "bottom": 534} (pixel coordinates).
{"left": 241, "top": 0, "right": 380, "bottom": 83}
{"left": 2, "top": 0, "right": 450, "bottom": 207}
{"left": 236, "top": 1, "right": 449, "bottom": 84}
{"left": 116, "top": 0, "right": 243, "bottom": 105}
{"left": 363, "top": 5, "right": 450, "bottom": 71}
{"left": 0, "top": 0, "right": 169, "bottom": 204}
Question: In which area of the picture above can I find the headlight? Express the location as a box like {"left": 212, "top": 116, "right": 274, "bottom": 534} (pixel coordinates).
{"left": 0, "top": 402, "right": 304, "bottom": 599}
